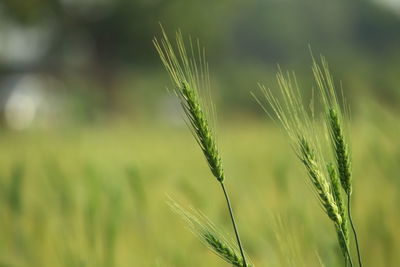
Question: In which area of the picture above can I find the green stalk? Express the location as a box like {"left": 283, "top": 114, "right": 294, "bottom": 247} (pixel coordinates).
{"left": 220, "top": 182, "right": 248, "bottom": 267}
{"left": 348, "top": 195, "right": 362, "bottom": 267}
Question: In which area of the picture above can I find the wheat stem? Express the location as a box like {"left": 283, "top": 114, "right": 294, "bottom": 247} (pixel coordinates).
{"left": 220, "top": 182, "right": 248, "bottom": 267}
{"left": 348, "top": 195, "right": 362, "bottom": 267}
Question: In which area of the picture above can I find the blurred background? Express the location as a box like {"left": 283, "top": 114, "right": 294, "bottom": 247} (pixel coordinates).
{"left": 0, "top": 0, "right": 399, "bottom": 266}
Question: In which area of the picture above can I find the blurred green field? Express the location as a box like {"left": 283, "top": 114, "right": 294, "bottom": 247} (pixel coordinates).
{"left": 0, "top": 99, "right": 399, "bottom": 267}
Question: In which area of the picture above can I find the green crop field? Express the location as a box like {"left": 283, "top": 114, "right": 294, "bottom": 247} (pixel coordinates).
{"left": 1, "top": 103, "right": 399, "bottom": 266}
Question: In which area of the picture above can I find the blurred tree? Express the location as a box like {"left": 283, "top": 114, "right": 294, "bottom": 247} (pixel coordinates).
{"left": 0, "top": 0, "right": 399, "bottom": 117}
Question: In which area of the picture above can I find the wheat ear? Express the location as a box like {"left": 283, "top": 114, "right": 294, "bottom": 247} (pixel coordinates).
{"left": 298, "top": 137, "right": 342, "bottom": 226}
{"left": 168, "top": 200, "right": 251, "bottom": 267}
{"left": 154, "top": 28, "right": 249, "bottom": 266}
{"left": 256, "top": 70, "right": 353, "bottom": 266}
{"left": 312, "top": 56, "right": 362, "bottom": 267}
{"left": 327, "top": 163, "right": 350, "bottom": 265}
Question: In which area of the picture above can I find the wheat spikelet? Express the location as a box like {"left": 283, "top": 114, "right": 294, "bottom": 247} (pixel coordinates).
{"left": 153, "top": 28, "right": 224, "bottom": 183}
{"left": 298, "top": 137, "right": 342, "bottom": 226}
{"left": 257, "top": 71, "right": 341, "bottom": 225}
{"left": 327, "top": 164, "right": 348, "bottom": 238}
{"left": 168, "top": 200, "right": 250, "bottom": 267}
{"left": 203, "top": 233, "right": 248, "bottom": 267}
{"left": 312, "top": 57, "right": 352, "bottom": 195}
{"left": 327, "top": 163, "right": 349, "bottom": 262}
{"left": 328, "top": 108, "right": 352, "bottom": 195}
{"left": 312, "top": 55, "right": 362, "bottom": 267}
{"left": 256, "top": 68, "right": 356, "bottom": 265}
